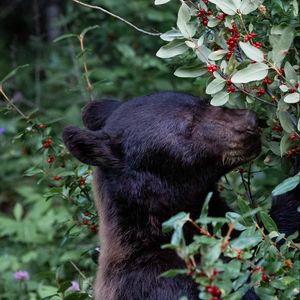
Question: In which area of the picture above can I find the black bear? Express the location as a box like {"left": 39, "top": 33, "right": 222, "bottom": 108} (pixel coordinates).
{"left": 62, "top": 91, "right": 299, "bottom": 300}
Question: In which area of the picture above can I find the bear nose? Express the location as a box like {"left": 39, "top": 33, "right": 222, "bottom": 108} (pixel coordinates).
{"left": 245, "top": 111, "right": 258, "bottom": 132}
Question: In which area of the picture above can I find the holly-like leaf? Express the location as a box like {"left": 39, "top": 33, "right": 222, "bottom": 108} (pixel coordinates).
{"left": 278, "top": 111, "right": 294, "bottom": 133}
{"left": 206, "top": 78, "right": 226, "bottom": 95}
{"left": 177, "top": 3, "right": 196, "bottom": 38}
{"left": 239, "top": 42, "right": 264, "bottom": 62}
{"left": 209, "top": 0, "right": 238, "bottom": 15}
{"left": 155, "top": 0, "right": 171, "bottom": 5}
{"left": 208, "top": 50, "right": 227, "bottom": 61}
{"left": 272, "top": 174, "right": 300, "bottom": 196}
{"left": 156, "top": 40, "right": 188, "bottom": 58}
{"left": 231, "top": 63, "right": 268, "bottom": 83}
{"left": 284, "top": 92, "right": 300, "bottom": 104}
{"left": 160, "top": 29, "right": 183, "bottom": 41}
{"left": 259, "top": 211, "right": 278, "bottom": 232}
{"left": 174, "top": 65, "right": 206, "bottom": 78}
{"left": 210, "top": 91, "right": 230, "bottom": 106}
{"left": 239, "top": 0, "right": 260, "bottom": 14}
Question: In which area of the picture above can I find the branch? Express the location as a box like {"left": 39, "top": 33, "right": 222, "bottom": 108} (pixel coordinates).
{"left": 0, "top": 85, "right": 29, "bottom": 120}
{"left": 72, "top": 0, "right": 161, "bottom": 36}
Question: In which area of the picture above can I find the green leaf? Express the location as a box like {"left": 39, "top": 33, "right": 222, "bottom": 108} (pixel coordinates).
{"left": 155, "top": 0, "right": 171, "bottom": 4}
{"left": 195, "top": 45, "right": 212, "bottom": 63}
{"left": 160, "top": 29, "right": 183, "bottom": 41}
{"left": 80, "top": 25, "right": 100, "bottom": 37}
{"left": 53, "top": 34, "right": 78, "bottom": 43}
{"left": 278, "top": 111, "right": 294, "bottom": 133}
{"left": 156, "top": 40, "right": 188, "bottom": 58}
{"left": 270, "top": 26, "right": 294, "bottom": 66}
{"left": 284, "top": 92, "right": 300, "bottom": 104}
{"left": 209, "top": 0, "right": 238, "bottom": 15}
{"left": 162, "top": 212, "right": 190, "bottom": 232}
{"left": 231, "top": 63, "right": 269, "bottom": 83}
{"left": 206, "top": 78, "right": 226, "bottom": 95}
{"left": 231, "top": 236, "right": 261, "bottom": 249}
{"left": 200, "top": 192, "right": 213, "bottom": 218}
{"left": 177, "top": 3, "right": 196, "bottom": 38}
{"left": 280, "top": 134, "right": 291, "bottom": 156}
{"left": 0, "top": 64, "right": 30, "bottom": 84}
{"left": 160, "top": 269, "right": 187, "bottom": 278}
{"left": 272, "top": 174, "right": 300, "bottom": 196}
{"left": 210, "top": 91, "right": 230, "bottom": 106}
{"left": 259, "top": 211, "right": 278, "bottom": 232}
{"left": 239, "top": 42, "right": 264, "bottom": 62}
{"left": 284, "top": 62, "right": 297, "bottom": 82}
{"left": 13, "top": 203, "right": 23, "bottom": 222}
{"left": 239, "top": 0, "right": 260, "bottom": 14}
{"left": 174, "top": 65, "right": 206, "bottom": 78}
{"left": 208, "top": 50, "right": 227, "bottom": 61}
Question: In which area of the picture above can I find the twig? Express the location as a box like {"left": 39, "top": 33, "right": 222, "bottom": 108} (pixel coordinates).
{"left": 0, "top": 85, "right": 29, "bottom": 120}
{"left": 79, "top": 34, "right": 94, "bottom": 101}
{"left": 189, "top": 218, "right": 212, "bottom": 237}
{"left": 69, "top": 260, "right": 87, "bottom": 280}
{"left": 221, "top": 223, "right": 235, "bottom": 251}
{"left": 72, "top": 0, "right": 161, "bottom": 36}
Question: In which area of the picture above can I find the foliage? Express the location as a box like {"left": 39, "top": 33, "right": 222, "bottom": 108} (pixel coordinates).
{"left": 0, "top": 0, "right": 299, "bottom": 299}
{"left": 154, "top": 0, "right": 300, "bottom": 299}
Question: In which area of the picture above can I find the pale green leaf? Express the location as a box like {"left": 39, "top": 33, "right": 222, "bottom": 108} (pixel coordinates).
{"left": 177, "top": 3, "right": 196, "bottom": 38}
{"left": 206, "top": 78, "right": 226, "bottom": 95}
{"left": 155, "top": 0, "right": 171, "bottom": 4}
{"left": 292, "top": 0, "right": 299, "bottom": 16}
{"left": 195, "top": 45, "right": 211, "bottom": 63}
{"left": 231, "top": 63, "right": 269, "bottom": 83}
{"left": 208, "top": 49, "right": 227, "bottom": 61}
{"left": 156, "top": 40, "right": 188, "bottom": 58}
{"left": 240, "top": 0, "right": 260, "bottom": 14}
{"left": 272, "top": 174, "right": 300, "bottom": 196}
{"left": 209, "top": 0, "right": 238, "bottom": 15}
{"left": 210, "top": 91, "right": 230, "bottom": 106}
{"left": 259, "top": 211, "right": 278, "bottom": 232}
{"left": 283, "top": 92, "right": 300, "bottom": 104}
{"left": 174, "top": 65, "right": 206, "bottom": 78}
{"left": 278, "top": 111, "right": 294, "bottom": 133}
{"left": 160, "top": 29, "right": 183, "bottom": 41}
{"left": 279, "top": 85, "right": 289, "bottom": 92}
{"left": 239, "top": 42, "right": 264, "bottom": 62}
{"left": 280, "top": 134, "right": 291, "bottom": 156}
{"left": 284, "top": 61, "right": 297, "bottom": 82}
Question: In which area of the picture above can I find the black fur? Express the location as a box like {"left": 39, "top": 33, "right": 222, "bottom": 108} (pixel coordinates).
{"left": 63, "top": 92, "right": 299, "bottom": 300}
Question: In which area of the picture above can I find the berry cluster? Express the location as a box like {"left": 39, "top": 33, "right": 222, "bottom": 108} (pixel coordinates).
{"left": 82, "top": 212, "right": 97, "bottom": 234}
{"left": 43, "top": 138, "right": 53, "bottom": 148}
{"left": 197, "top": 8, "right": 212, "bottom": 26}
{"left": 287, "top": 146, "right": 300, "bottom": 157}
{"left": 227, "top": 87, "right": 235, "bottom": 93}
{"left": 206, "top": 286, "right": 221, "bottom": 300}
{"left": 263, "top": 77, "right": 273, "bottom": 85}
{"left": 243, "top": 32, "right": 256, "bottom": 42}
{"left": 216, "top": 13, "right": 226, "bottom": 21}
{"left": 47, "top": 155, "right": 55, "bottom": 164}
{"left": 252, "top": 266, "right": 269, "bottom": 282}
{"left": 256, "top": 88, "right": 266, "bottom": 97}
{"left": 226, "top": 24, "right": 240, "bottom": 60}
{"left": 207, "top": 64, "right": 218, "bottom": 73}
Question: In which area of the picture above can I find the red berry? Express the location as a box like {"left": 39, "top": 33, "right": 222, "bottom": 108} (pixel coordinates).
{"left": 90, "top": 224, "right": 98, "bottom": 234}
{"left": 254, "top": 42, "right": 262, "bottom": 48}
{"left": 226, "top": 78, "right": 232, "bottom": 85}
{"left": 38, "top": 123, "right": 45, "bottom": 129}
{"left": 262, "top": 273, "right": 269, "bottom": 282}
{"left": 250, "top": 32, "right": 257, "bottom": 37}
{"left": 290, "top": 132, "right": 298, "bottom": 141}
{"left": 207, "top": 287, "right": 214, "bottom": 294}
{"left": 197, "top": 8, "right": 205, "bottom": 17}
{"left": 263, "top": 77, "right": 272, "bottom": 85}
{"left": 54, "top": 176, "right": 62, "bottom": 181}
{"left": 47, "top": 155, "right": 55, "bottom": 164}
{"left": 216, "top": 13, "right": 226, "bottom": 21}
{"left": 289, "top": 88, "right": 296, "bottom": 93}
{"left": 82, "top": 218, "right": 89, "bottom": 225}
{"left": 207, "top": 10, "right": 213, "bottom": 16}
{"left": 227, "top": 87, "right": 235, "bottom": 93}
{"left": 213, "top": 269, "right": 219, "bottom": 277}
{"left": 84, "top": 212, "right": 92, "bottom": 216}
{"left": 203, "top": 0, "right": 208, "bottom": 4}
{"left": 202, "top": 19, "right": 208, "bottom": 26}
{"left": 79, "top": 177, "right": 86, "bottom": 186}
{"left": 256, "top": 89, "right": 266, "bottom": 97}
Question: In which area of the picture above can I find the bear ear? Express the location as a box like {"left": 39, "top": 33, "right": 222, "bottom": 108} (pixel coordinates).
{"left": 62, "top": 125, "right": 118, "bottom": 167}
{"left": 82, "top": 99, "right": 121, "bottom": 131}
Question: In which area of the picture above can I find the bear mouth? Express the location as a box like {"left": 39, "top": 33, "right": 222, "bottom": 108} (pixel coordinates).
{"left": 222, "top": 134, "right": 261, "bottom": 166}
